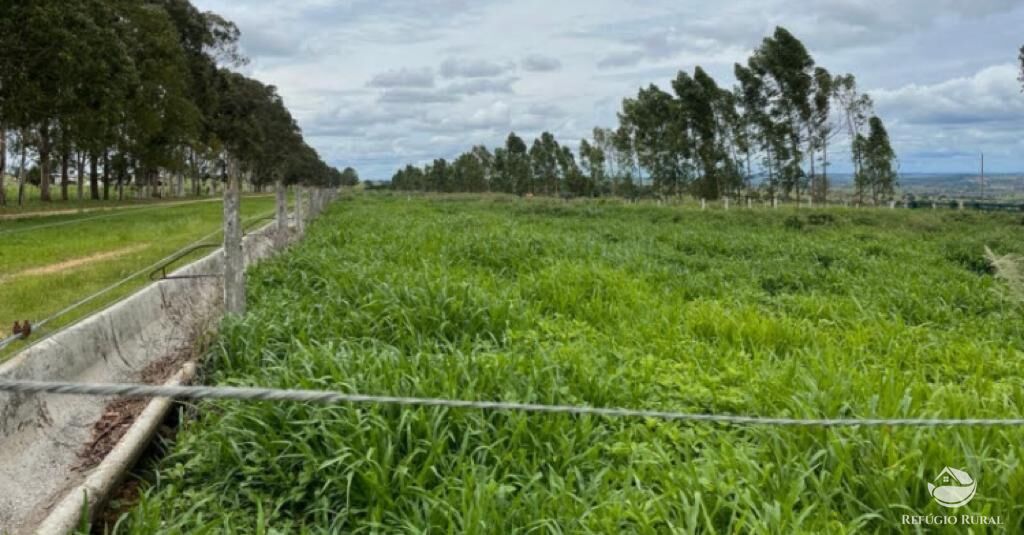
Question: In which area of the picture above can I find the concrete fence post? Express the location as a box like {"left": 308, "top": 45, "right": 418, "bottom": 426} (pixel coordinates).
{"left": 724, "top": 198, "right": 730, "bottom": 210}
{"left": 223, "top": 159, "right": 245, "bottom": 315}
{"left": 275, "top": 179, "right": 288, "bottom": 248}
{"left": 747, "top": 198, "right": 752, "bottom": 209}
{"left": 931, "top": 202, "right": 936, "bottom": 210}
{"left": 701, "top": 198, "right": 706, "bottom": 210}
{"left": 958, "top": 200, "right": 964, "bottom": 211}
{"left": 889, "top": 200, "right": 896, "bottom": 209}
{"left": 295, "top": 186, "right": 305, "bottom": 234}
{"left": 772, "top": 197, "right": 778, "bottom": 209}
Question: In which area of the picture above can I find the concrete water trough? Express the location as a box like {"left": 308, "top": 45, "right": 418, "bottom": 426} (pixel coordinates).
{"left": 0, "top": 220, "right": 300, "bottom": 534}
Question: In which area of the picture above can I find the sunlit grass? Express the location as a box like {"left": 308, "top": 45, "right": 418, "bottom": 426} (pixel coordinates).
{"left": 110, "top": 194, "right": 1024, "bottom": 533}
{"left": 0, "top": 196, "right": 279, "bottom": 358}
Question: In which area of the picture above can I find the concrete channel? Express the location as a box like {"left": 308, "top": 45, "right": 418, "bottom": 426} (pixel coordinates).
{"left": 0, "top": 219, "right": 301, "bottom": 534}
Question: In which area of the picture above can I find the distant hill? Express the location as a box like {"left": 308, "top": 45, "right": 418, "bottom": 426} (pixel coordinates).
{"left": 822, "top": 173, "right": 1024, "bottom": 200}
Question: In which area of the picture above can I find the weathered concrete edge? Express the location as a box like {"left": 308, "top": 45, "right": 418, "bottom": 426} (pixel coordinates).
{"left": 33, "top": 363, "right": 198, "bottom": 535}
{"left": 0, "top": 221, "right": 296, "bottom": 533}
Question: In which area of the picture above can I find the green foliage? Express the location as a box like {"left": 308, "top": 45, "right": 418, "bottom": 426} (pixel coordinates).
{"left": 111, "top": 196, "right": 1024, "bottom": 533}
{"left": 389, "top": 27, "right": 888, "bottom": 205}
{"left": 0, "top": 0, "right": 349, "bottom": 207}
{"left": 855, "top": 117, "right": 898, "bottom": 202}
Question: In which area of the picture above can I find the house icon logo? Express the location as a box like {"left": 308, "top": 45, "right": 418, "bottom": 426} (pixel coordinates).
{"left": 927, "top": 467, "right": 977, "bottom": 508}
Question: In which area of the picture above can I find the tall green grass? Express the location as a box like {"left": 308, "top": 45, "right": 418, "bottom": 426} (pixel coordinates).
{"left": 111, "top": 195, "right": 1024, "bottom": 533}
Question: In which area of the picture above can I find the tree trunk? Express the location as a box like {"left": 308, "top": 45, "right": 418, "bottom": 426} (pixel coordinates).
{"left": 39, "top": 124, "right": 52, "bottom": 202}
{"left": 822, "top": 138, "right": 829, "bottom": 204}
{"left": 60, "top": 148, "right": 70, "bottom": 201}
{"left": 76, "top": 151, "right": 85, "bottom": 201}
{"left": 116, "top": 155, "right": 125, "bottom": 201}
{"left": 102, "top": 151, "right": 110, "bottom": 200}
{"left": 0, "top": 124, "right": 6, "bottom": 206}
{"left": 809, "top": 147, "right": 815, "bottom": 202}
{"left": 16, "top": 132, "right": 27, "bottom": 206}
{"left": 89, "top": 153, "right": 99, "bottom": 200}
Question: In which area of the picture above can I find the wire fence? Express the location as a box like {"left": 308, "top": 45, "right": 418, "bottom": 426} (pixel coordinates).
{"left": 4, "top": 192, "right": 1020, "bottom": 431}
{"left": 0, "top": 210, "right": 276, "bottom": 352}
{"left": 0, "top": 378, "right": 1021, "bottom": 428}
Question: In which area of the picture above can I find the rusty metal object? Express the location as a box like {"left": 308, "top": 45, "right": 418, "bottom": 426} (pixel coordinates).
{"left": 147, "top": 243, "right": 221, "bottom": 281}
{"left": 12, "top": 321, "right": 31, "bottom": 337}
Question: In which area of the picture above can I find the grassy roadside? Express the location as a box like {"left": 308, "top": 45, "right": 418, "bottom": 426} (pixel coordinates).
{"left": 0, "top": 183, "right": 275, "bottom": 216}
{"left": 0, "top": 195, "right": 279, "bottom": 358}
{"left": 109, "top": 195, "right": 1024, "bottom": 532}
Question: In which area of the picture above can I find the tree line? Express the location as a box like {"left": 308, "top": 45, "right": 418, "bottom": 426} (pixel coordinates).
{"left": 392, "top": 27, "right": 898, "bottom": 203}
{"left": 0, "top": 0, "right": 357, "bottom": 207}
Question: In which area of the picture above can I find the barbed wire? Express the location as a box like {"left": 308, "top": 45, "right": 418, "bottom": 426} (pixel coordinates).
{"left": 0, "top": 378, "right": 1021, "bottom": 427}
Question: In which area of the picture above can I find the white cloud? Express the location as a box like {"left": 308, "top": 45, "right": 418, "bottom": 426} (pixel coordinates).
{"left": 440, "top": 57, "right": 511, "bottom": 78}
{"left": 368, "top": 67, "right": 436, "bottom": 88}
{"left": 874, "top": 64, "right": 1024, "bottom": 127}
{"left": 378, "top": 88, "right": 459, "bottom": 103}
{"left": 194, "top": 0, "right": 1024, "bottom": 177}
{"left": 445, "top": 77, "right": 518, "bottom": 95}
{"left": 521, "top": 54, "right": 562, "bottom": 72}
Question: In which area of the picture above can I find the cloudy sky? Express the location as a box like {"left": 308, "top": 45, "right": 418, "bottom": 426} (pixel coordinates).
{"left": 194, "top": 0, "right": 1024, "bottom": 179}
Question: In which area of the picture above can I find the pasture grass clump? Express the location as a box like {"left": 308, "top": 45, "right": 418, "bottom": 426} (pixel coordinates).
{"left": 112, "top": 196, "right": 1024, "bottom": 533}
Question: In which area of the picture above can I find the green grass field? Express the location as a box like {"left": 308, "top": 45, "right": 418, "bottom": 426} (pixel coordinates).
{"left": 0, "top": 195, "right": 278, "bottom": 357}
{"left": 1, "top": 182, "right": 197, "bottom": 215}
{"left": 108, "top": 194, "right": 1024, "bottom": 532}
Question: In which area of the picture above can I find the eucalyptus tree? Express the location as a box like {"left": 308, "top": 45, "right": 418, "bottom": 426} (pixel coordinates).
{"left": 591, "top": 127, "right": 624, "bottom": 194}
{"left": 158, "top": 0, "right": 243, "bottom": 190}
{"left": 858, "top": 116, "right": 897, "bottom": 202}
{"left": 470, "top": 145, "right": 494, "bottom": 192}
{"left": 832, "top": 74, "right": 874, "bottom": 184}
{"left": 529, "top": 132, "right": 561, "bottom": 194}
{"left": 619, "top": 85, "right": 687, "bottom": 195}
{"left": 0, "top": 0, "right": 102, "bottom": 202}
{"left": 557, "top": 145, "right": 585, "bottom": 197}
{"left": 504, "top": 132, "right": 531, "bottom": 195}
{"left": 340, "top": 167, "right": 360, "bottom": 186}
{"left": 391, "top": 164, "right": 424, "bottom": 191}
{"left": 71, "top": 1, "right": 134, "bottom": 201}
{"left": 121, "top": 1, "right": 201, "bottom": 197}
{"left": 491, "top": 147, "right": 509, "bottom": 193}
{"left": 734, "top": 62, "right": 781, "bottom": 196}
{"left": 425, "top": 159, "right": 451, "bottom": 192}
{"left": 612, "top": 124, "right": 640, "bottom": 188}
{"left": 578, "top": 138, "right": 606, "bottom": 196}
{"left": 388, "top": 28, "right": 893, "bottom": 202}
{"left": 677, "top": 68, "right": 726, "bottom": 199}
{"left": 748, "top": 27, "right": 816, "bottom": 201}
{"left": 805, "top": 67, "right": 835, "bottom": 201}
